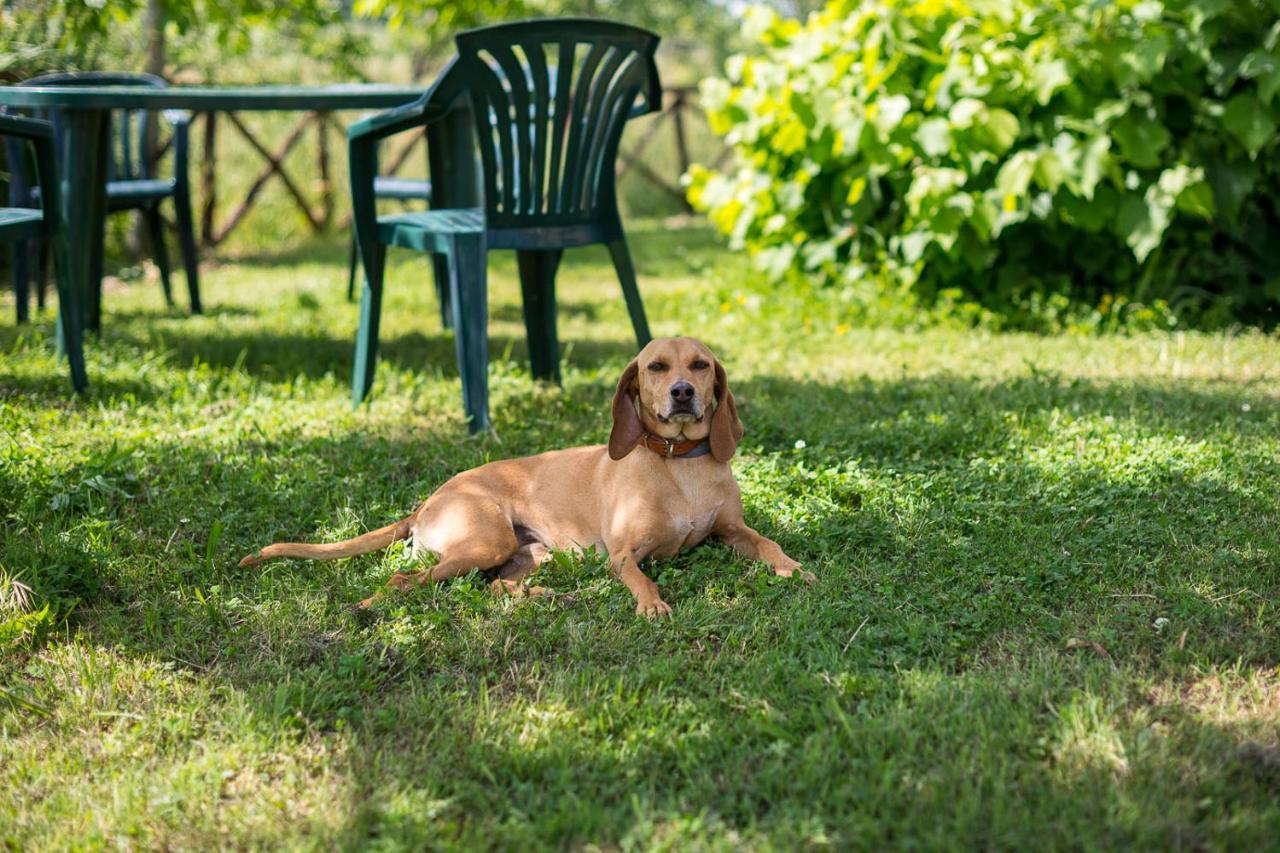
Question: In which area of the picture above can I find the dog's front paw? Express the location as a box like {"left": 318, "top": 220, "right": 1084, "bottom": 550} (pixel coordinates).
{"left": 636, "top": 596, "right": 672, "bottom": 618}
{"left": 774, "top": 561, "right": 817, "bottom": 583}
{"left": 358, "top": 572, "right": 417, "bottom": 608}
{"left": 386, "top": 571, "right": 418, "bottom": 593}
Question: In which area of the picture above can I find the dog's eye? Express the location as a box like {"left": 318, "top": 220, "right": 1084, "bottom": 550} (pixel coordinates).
{"left": 690, "top": 359, "right": 710, "bottom": 370}
{"left": 647, "top": 362, "right": 668, "bottom": 372}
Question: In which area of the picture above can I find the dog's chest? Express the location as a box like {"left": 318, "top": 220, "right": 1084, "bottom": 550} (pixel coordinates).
{"left": 658, "top": 467, "right": 723, "bottom": 552}
{"left": 669, "top": 505, "right": 719, "bottom": 546}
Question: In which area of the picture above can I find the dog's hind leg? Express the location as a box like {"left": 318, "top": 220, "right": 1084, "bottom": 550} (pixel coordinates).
{"left": 359, "top": 496, "right": 518, "bottom": 608}
{"left": 490, "top": 542, "right": 557, "bottom": 598}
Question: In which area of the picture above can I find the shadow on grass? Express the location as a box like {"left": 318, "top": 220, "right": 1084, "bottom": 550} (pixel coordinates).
{"left": 96, "top": 323, "right": 638, "bottom": 384}
{"left": 107, "top": 303, "right": 259, "bottom": 320}
{"left": 5, "top": 308, "right": 1274, "bottom": 455}
{"left": 490, "top": 299, "right": 605, "bottom": 324}
{"left": 0, "top": 327, "right": 639, "bottom": 404}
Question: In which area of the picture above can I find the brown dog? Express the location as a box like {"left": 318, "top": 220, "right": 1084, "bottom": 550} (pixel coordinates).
{"left": 239, "top": 337, "right": 813, "bottom": 616}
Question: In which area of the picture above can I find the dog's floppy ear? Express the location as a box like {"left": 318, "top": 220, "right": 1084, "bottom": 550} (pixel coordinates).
{"left": 608, "top": 359, "right": 643, "bottom": 460}
{"left": 710, "top": 359, "right": 745, "bottom": 462}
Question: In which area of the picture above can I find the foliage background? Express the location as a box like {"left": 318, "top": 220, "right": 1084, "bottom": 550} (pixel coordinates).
{"left": 0, "top": 0, "right": 740, "bottom": 84}
{"left": 689, "top": 0, "right": 1280, "bottom": 331}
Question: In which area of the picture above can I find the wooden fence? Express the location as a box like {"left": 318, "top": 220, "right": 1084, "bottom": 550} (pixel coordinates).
{"left": 186, "top": 85, "right": 722, "bottom": 250}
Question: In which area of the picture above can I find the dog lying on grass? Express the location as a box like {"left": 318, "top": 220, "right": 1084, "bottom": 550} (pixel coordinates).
{"left": 239, "top": 337, "right": 813, "bottom": 616}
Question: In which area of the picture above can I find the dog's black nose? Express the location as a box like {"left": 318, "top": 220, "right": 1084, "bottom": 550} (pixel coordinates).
{"left": 670, "top": 381, "right": 695, "bottom": 401}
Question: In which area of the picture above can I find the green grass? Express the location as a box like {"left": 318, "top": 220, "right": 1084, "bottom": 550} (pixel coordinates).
{"left": 2, "top": 221, "right": 1279, "bottom": 849}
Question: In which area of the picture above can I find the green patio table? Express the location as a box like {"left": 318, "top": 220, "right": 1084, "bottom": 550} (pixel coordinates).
{"left": 0, "top": 83, "right": 423, "bottom": 389}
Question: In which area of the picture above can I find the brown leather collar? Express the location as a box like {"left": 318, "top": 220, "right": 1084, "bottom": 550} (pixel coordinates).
{"left": 639, "top": 432, "right": 712, "bottom": 459}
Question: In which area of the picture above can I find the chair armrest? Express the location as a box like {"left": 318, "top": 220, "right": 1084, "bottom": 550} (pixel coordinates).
{"left": 350, "top": 57, "right": 466, "bottom": 142}
{"left": 0, "top": 114, "right": 63, "bottom": 231}
{"left": 0, "top": 113, "right": 54, "bottom": 143}
{"left": 348, "top": 95, "right": 449, "bottom": 142}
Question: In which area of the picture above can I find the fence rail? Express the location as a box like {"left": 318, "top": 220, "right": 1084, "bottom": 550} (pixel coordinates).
{"left": 184, "top": 85, "right": 719, "bottom": 250}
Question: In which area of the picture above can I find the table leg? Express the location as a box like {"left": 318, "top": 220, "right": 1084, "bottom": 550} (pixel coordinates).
{"left": 88, "top": 118, "right": 109, "bottom": 332}
{"left": 58, "top": 109, "right": 110, "bottom": 337}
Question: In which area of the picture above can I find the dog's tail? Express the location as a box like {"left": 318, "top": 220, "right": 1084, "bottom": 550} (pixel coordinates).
{"left": 238, "top": 512, "right": 416, "bottom": 568}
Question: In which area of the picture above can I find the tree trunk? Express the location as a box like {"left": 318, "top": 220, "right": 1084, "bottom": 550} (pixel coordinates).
{"left": 134, "top": 0, "right": 167, "bottom": 257}
{"left": 144, "top": 0, "right": 166, "bottom": 78}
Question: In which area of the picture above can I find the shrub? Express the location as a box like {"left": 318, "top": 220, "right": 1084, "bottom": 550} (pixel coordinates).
{"left": 687, "top": 0, "right": 1280, "bottom": 330}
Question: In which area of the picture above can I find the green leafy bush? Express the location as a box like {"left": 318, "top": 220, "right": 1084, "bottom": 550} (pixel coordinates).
{"left": 688, "top": 0, "right": 1280, "bottom": 330}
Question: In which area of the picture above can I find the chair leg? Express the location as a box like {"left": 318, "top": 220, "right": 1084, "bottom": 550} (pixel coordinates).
{"left": 86, "top": 173, "right": 108, "bottom": 333}
{"left": 172, "top": 181, "right": 202, "bottom": 313}
{"left": 351, "top": 242, "right": 388, "bottom": 406}
{"left": 346, "top": 235, "right": 359, "bottom": 302}
{"left": 35, "top": 240, "right": 49, "bottom": 311}
{"left": 446, "top": 234, "right": 490, "bottom": 433}
{"left": 607, "top": 238, "right": 651, "bottom": 348}
{"left": 431, "top": 254, "right": 452, "bottom": 329}
{"left": 517, "top": 249, "right": 563, "bottom": 383}
{"left": 50, "top": 236, "right": 88, "bottom": 394}
{"left": 11, "top": 241, "right": 31, "bottom": 324}
{"left": 50, "top": 107, "right": 107, "bottom": 392}
{"left": 143, "top": 207, "right": 174, "bottom": 308}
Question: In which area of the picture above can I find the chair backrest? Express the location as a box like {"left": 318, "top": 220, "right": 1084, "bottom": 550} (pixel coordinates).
{"left": 21, "top": 71, "right": 168, "bottom": 182}
{"left": 449, "top": 19, "right": 661, "bottom": 227}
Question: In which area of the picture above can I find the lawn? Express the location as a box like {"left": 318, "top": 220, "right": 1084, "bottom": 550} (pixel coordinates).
{"left": 2, "top": 221, "right": 1278, "bottom": 849}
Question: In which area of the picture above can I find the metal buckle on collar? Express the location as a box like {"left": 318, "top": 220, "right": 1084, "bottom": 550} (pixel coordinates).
{"left": 664, "top": 438, "right": 676, "bottom": 458}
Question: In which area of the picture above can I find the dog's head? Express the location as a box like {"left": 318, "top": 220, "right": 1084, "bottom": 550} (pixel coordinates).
{"left": 608, "top": 337, "right": 744, "bottom": 462}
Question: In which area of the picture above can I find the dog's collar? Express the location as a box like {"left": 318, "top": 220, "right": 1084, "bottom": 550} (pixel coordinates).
{"left": 639, "top": 433, "right": 712, "bottom": 459}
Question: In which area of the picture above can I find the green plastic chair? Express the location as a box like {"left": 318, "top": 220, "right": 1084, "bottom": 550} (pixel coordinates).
{"left": 0, "top": 114, "right": 86, "bottom": 391}
{"left": 348, "top": 18, "right": 662, "bottom": 432}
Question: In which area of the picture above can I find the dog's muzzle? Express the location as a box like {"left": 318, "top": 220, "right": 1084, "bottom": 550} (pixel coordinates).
{"left": 658, "top": 380, "right": 704, "bottom": 424}
{"left": 659, "top": 411, "right": 702, "bottom": 425}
